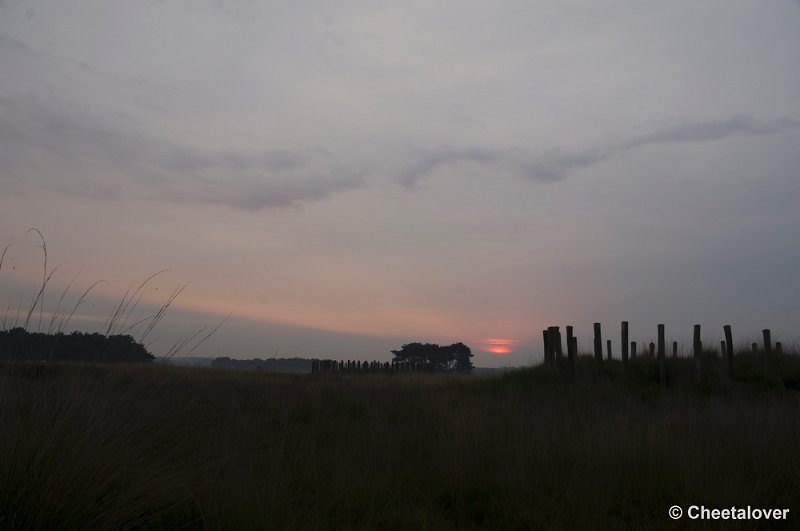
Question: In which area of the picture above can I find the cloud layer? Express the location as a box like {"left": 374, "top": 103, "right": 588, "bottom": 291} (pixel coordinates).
{"left": 0, "top": 94, "right": 363, "bottom": 210}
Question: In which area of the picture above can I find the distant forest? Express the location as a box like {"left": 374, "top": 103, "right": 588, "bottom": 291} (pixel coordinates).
{"left": 0, "top": 328, "right": 155, "bottom": 363}
{"left": 210, "top": 357, "right": 312, "bottom": 373}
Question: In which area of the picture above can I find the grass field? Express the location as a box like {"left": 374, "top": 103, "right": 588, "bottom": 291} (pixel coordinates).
{"left": 1, "top": 354, "right": 799, "bottom": 530}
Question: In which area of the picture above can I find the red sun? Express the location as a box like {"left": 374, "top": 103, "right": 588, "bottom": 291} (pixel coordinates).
{"left": 479, "top": 338, "right": 518, "bottom": 355}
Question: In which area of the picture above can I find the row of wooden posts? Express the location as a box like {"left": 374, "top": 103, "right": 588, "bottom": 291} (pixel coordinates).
{"left": 311, "top": 359, "right": 433, "bottom": 374}
{"left": 543, "top": 323, "right": 783, "bottom": 384}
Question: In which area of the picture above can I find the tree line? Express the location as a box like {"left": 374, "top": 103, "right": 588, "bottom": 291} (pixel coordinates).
{"left": 0, "top": 327, "right": 155, "bottom": 363}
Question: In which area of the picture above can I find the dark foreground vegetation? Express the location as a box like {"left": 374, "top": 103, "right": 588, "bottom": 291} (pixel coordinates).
{"left": 1, "top": 353, "right": 799, "bottom": 530}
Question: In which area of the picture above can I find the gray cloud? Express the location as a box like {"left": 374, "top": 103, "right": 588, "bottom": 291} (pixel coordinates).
{"left": 0, "top": 95, "right": 364, "bottom": 210}
{"left": 0, "top": 35, "right": 37, "bottom": 56}
{"left": 400, "top": 115, "right": 800, "bottom": 187}
{"left": 628, "top": 115, "right": 800, "bottom": 148}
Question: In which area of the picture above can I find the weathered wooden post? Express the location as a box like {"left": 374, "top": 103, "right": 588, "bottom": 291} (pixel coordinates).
{"left": 593, "top": 322, "right": 603, "bottom": 367}
{"left": 542, "top": 329, "right": 551, "bottom": 365}
{"left": 724, "top": 325, "right": 734, "bottom": 375}
{"left": 630, "top": 341, "right": 637, "bottom": 359}
{"left": 657, "top": 324, "right": 667, "bottom": 386}
{"left": 621, "top": 321, "right": 629, "bottom": 372}
{"left": 566, "top": 325, "right": 576, "bottom": 376}
{"left": 550, "top": 326, "right": 563, "bottom": 360}
{"left": 776, "top": 341, "right": 783, "bottom": 354}
{"left": 692, "top": 324, "right": 703, "bottom": 381}
{"left": 693, "top": 325, "right": 702, "bottom": 358}
{"left": 606, "top": 339, "right": 612, "bottom": 361}
{"left": 672, "top": 341, "right": 678, "bottom": 358}
{"left": 762, "top": 329, "right": 772, "bottom": 356}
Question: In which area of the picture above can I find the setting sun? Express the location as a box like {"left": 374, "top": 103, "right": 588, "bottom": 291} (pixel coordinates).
{"left": 479, "top": 338, "right": 519, "bottom": 355}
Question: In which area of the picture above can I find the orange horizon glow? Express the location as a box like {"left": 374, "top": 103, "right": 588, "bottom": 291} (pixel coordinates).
{"left": 479, "top": 338, "right": 519, "bottom": 355}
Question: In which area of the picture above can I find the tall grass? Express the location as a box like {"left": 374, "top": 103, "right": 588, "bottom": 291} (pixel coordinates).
{"left": 1, "top": 361, "right": 798, "bottom": 529}
{"left": 0, "top": 229, "right": 225, "bottom": 361}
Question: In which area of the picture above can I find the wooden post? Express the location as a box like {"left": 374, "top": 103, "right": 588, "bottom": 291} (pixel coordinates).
{"left": 621, "top": 321, "right": 629, "bottom": 371}
{"left": 657, "top": 324, "right": 667, "bottom": 386}
{"left": 630, "top": 341, "right": 637, "bottom": 359}
{"left": 571, "top": 336, "right": 578, "bottom": 359}
{"left": 566, "top": 325, "right": 576, "bottom": 376}
{"left": 693, "top": 324, "right": 702, "bottom": 359}
{"left": 692, "top": 324, "right": 702, "bottom": 381}
{"left": 606, "top": 339, "right": 612, "bottom": 361}
{"left": 542, "top": 329, "right": 550, "bottom": 365}
{"left": 550, "top": 326, "right": 563, "bottom": 360}
{"left": 776, "top": 341, "right": 783, "bottom": 354}
{"left": 762, "top": 329, "right": 772, "bottom": 355}
{"left": 593, "top": 322, "right": 603, "bottom": 367}
{"left": 672, "top": 341, "right": 678, "bottom": 358}
{"left": 723, "top": 324, "right": 734, "bottom": 375}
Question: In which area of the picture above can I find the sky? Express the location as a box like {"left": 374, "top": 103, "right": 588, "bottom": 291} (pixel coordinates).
{"left": 1, "top": 0, "right": 799, "bottom": 367}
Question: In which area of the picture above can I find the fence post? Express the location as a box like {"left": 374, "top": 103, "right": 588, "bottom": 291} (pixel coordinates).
{"left": 566, "top": 325, "right": 576, "bottom": 376}
{"left": 551, "top": 326, "right": 563, "bottom": 361}
{"left": 693, "top": 325, "right": 702, "bottom": 358}
{"left": 776, "top": 341, "right": 783, "bottom": 354}
{"left": 621, "top": 321, "right": 629, "bottom": 372}
{"left": 630, "top": 341, "right": 637, "bottom": 360}
{"left": 693, "top": 324, "right": 703, "bottom": 380}
{"left": 762, "top": 329, "right": 772, "bottom": 356}
{"left": 542, "top": 329, "right": 550, "bottom": 365}
{"left": 649, "top": 343, "right": 655, "bottom": 357}
{"left": 593, "top": 323, "right": 603, "bottom": 367}
{"left": 657, "top": 324, "right": 667, "bottom": 386}
{"left": 723, "top": 325, "right": 734, "bottom": 375}
{"left": 672, "top": 341, "right": 678, "bottom": 358}
{"left": 606, "top": 339, "right": 612, "bottom": 361}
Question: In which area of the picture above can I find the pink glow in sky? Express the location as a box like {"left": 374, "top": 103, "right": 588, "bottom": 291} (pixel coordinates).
{"left": 1, "top": 1, "right": 799, "bottom": 367}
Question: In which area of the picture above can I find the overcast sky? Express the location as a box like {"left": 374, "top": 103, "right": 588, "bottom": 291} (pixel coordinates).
{"left": 1, "top": 1, "right": 799, "bottom": 366}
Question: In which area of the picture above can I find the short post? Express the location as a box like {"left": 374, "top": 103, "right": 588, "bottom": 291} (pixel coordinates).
{"left": 762, "top": 329, "right": 772, "bottom": 356}
{"left": 657, "top": 324, "right": 667, "bottom": 386}
{"left": 630, "top": 341, "right": 637, "bottom": 359}
{"left": 606, "top": 339, "right": 612, "bottom": 361}
{"left": 566, "top": 325, "right": 576, "bottom": 376}
{"left": 593, "top": 323, "right": 603, "bottom": 367}
{"left": 672, "top": 341, "right": 678, "bottom": 358}
{"left": 621, "top": 321, "right": 629, "bottom": 372}
{"left": 649, "top": 343, "right": 655, "bottom": 357}
{"left": 776, "top": 341, "right": 783, "bottom": 354}
{"left": 571, "top": 337, "right": 578, "bottom": 359}
{"left": 723, "top": 325, "right": 734, "bottom": 375}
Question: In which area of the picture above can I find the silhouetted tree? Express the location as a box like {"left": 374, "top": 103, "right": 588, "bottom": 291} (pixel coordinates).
{"left": 0, "top": 328, "right": 154, "bottom": 362}
{"left": 391, "top": 342, "right": 474, "bottom": 373}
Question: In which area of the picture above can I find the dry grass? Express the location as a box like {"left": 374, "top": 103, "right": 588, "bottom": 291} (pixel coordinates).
{"left": 1, "top": 359, "right": 799, "bottom": 530}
